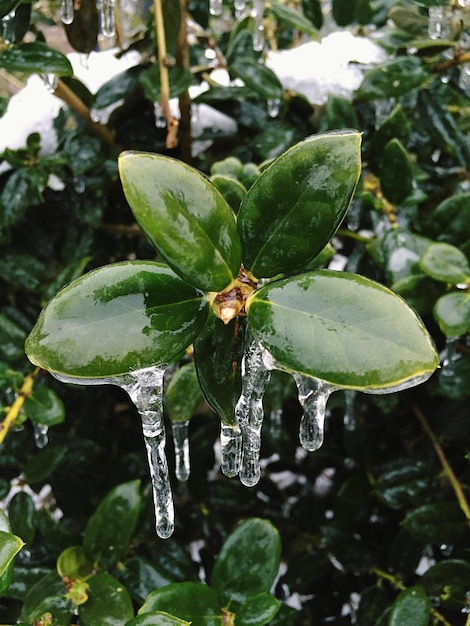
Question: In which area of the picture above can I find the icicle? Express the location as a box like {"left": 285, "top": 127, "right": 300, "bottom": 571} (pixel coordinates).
{"left": 73, "top": 175, "right": 86, "bottom": 194}
{"left": 267, "top": 98, "right": 280, "bottom": 118}
{"left": 60, "top": 0, "right": 74, "bottom": 25}
{"left": 343, "top": 390, "right": 357, "bottom": 432}
{"left": 440, "top": 336, "right": 461, "bottom": 381}
{"left": 253, "top": 24, "right": 265, "bottom": 52}
{"left": 2, "top": 10, "right": 16, "bottom": 44}
{"left": 269, "top": 408, "right": 283, "bottom": 438}
{"left": 220, "top": 423, "right": 242, "bottom": 477}
{"left": 41, "top": 74, "right": 58, "bottom": 94}
{"left": 98, "top": 0, "right": 116, "bottom": 37}
{"left": 234, "top": 0, "right": 247, "bottom": 19}
{"left": 122, "top": 367, "right": 174, "bottom": 539}
{"left": 154, "top": 102, "right": 166, "bottom": 128}
{"left": 209, "top": 0, "right": 223, "bottom": 16}
{"left": 236, "top": 336, "right": 273, "bottom": 487}
{"left": 33, "top": 423, "right": 49, "bottom": 448}
{"left": 172, "top": 420, "right": 190, "bottom": 482}
{"left": 293, "top": 373, "right": 333, "bottom": 452}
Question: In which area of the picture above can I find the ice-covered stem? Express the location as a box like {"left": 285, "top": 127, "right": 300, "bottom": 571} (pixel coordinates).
{"left": 123, "top": 367, "right": 174, "bottom": 539}
{"left": 172, "top": 420, "right": 190, "bottom": 482}
{"left": 0, "top": 367, "right": 40, "bottom": 445}
{"left": 293, "top": 373, "right": 333, "bottom": 452}
{"left": 236, "top": 334, "right": 272, "bottom": 487}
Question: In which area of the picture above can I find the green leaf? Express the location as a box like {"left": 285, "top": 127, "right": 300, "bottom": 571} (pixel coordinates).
{"left": 78, "top": 572, "right": 134, "bottom": 626}
{"left": 24, "top": 387, "right": 65, "bottom": 427}
{"left": 246, "top": 270, "right": 439, "bottom": 391}
{"left": 165, "top": 362, "right": 203, "bottom": 423}
{"left": 57, "top": 546, "right": 94, "bottom": 581}
{"left": 0, "top": 0, "right": 22, "bottom": 19}
{"left": 140, "top": 582, "right": 221, "bottom": 626}
{"left": 0, "top": 42, "right": 73, "bottom": 76}
{"left": 426, "top": 193, "right": 470, "bottom": 249}
{"left": 0, "top": 531, "right": 24, "bottom": 578}
{"left": 63, "top": 133, "right": 104, "bottom": 176}
{"left": 238, "top": 131, "right": 361, "bottom": 279}
{"left": 119, "top": 153, "right": 242, "bottom": 293}
{"left": 356, "top": 57, "right": 428, "bottom": 100}
{"left": 236, "top": 592, "right": 280, "bottom": 625}
{"left": 433, "top": 292, "right": 470, "bottom": 337}
{"left": 419, "top": 242, "right": 470, "bottom": 284}
{"left": 382, "top": 228, "right": 433, "bottom": 284}
{"left": 229, "top": 57, "right": 283, "bottom": 102}
{"left": 269, "top": 2, "right": 320, "bottom": 39}
{"left": 83, "top": 480, "right": 141, "bottom": 570}
{"left": 25, "top": 261, "right": 208, "bottom": 379}
{"left": 380, "top": 139, "right": 413, "bottom": 205}
{"left": 194, "top": 314, "right": 246, "bottom": 426}
{"left": 8, "top": 491, "right": 36, "bottom": 546}
{"left": 422, "top": 559, "right": 470, "bottom": 611}
{"left": 93, "top": 65, "right": 143, "bottom": 110}
{"left": 374, "top": 461, "right": 437, "bottom": 509}
{"left": 210, "top": 174, "right": 246, "bottom": 214}
{"left": 126, "top": 613, "right": 190, "bottom": 625}
{"left": 402, "top": 502, "right": 467, "bottom": 544}
{"left": 388, "top": 586, "right": 430, "bottom": 626}
{"left": 139, "top": 66, "right": 194, "bottom": 102}
{"left": 211, "top": 518, "right": 281, "bottom": 605}
{"left": 119, "top": 556, "right": 173, "bottom": 605}
{"left": 332, "top": 0, "right": 356, "bottom": 26}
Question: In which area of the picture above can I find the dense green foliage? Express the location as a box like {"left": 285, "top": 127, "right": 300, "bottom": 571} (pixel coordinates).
{"left": 0, "top": 0, "right": 469, "bottom": 624}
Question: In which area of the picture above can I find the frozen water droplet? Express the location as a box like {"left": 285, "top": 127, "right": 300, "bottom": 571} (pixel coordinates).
{"left": 60, "top": 0, "right": 74, "bottom": 24}
{"left": 172, "top": 420, "right": 190, "bottom": 482}
{"left": 236, "top": 335, "right": 272, "bottom": 487}
{"left": 269, "top": 408, "right": 282, "bottom": 438}
{"left": 33, "top": 423, "right": 49, "bottom": 448}
{"left": 267, "top": 97, "right": 280, "bottom": 118}
{"left": 220, "top": 423, "right": 242, "bottom": 477}
{"left": 209, "top": 0, "right": 222, "bottom": 16}
{"left": 2, "top": 10, "right": 16, "bottom": 44}
{"left": 98, "top": 0, "right": 116, "bottom": 37}
{"left": 293, "top": 373, "right": 333, "bottom": 452}
{"left": 343, "top": 390, "right": 357, "bottom": 432}
{"left": 154, "top": 102, "right": 166, "bottom": 128}
{"left": 73, "top": 175, "right": 86, "bottom": 194}
{"left": 122, "top": 366, "right": 174, "bottom": 539}
{"left": 253, "top": 25, "right": 265, "bottom": 52}
{"left": 41, "top": 74, "right": 58, "bottom": 94}
{"left": 234, "top": 0, "right": 247, "bottom": 19}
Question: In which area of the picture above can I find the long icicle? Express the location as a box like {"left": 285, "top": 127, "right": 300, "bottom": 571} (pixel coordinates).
{"left": 236, "top": 334, "right": 272, "bottom": 487}
{"left": 172, "top": 420, "right": 190, "bottom": 482}
{"left": 293, "top": 373, "right": 333, "bottom": 452}
{"left": 123, "top": 367, "right": 174, "bottom": 539}
{"left": 220, "top": 423, "right": 242, "bottom": 478}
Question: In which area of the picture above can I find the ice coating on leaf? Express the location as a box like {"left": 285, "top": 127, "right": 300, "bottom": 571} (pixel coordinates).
{"left": 236, "top": 335, "right": 273, "bottom": 487}
{"left": 220, "top": 423, "right": 242, "bottom": 478}
{"left": 33, "top": 423, "right": 49, "bottom": 449}
{"left": 172, "top": 420, "right": 190, "bottom": 482}
{"left": 122, "top": 366, "right": 174, "bottom": 539}
{"left": 293, "top": 373, "right": 334, "bottom": 452}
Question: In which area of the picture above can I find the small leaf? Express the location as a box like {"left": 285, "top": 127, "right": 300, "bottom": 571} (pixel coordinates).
{"left": 78, "top": 572, "right": 134, "bottom": 626}
{"left": 380, "top": 139, "right": 413, "bottom": 205}
{"left": 194, "top": 314, "right": 246, "bottom": 425}
{"left": 356, "top": 57, "right": 428, "bottom": 100}
{"left": 422, "top": 559, "right": 470, "bottom": 611}
{"left": 238, "top": 131, "right": 361, "bottom": 279}
{"left": 388, "top": 586, "right": 430, "bottom": 626}
{"left": 139, "top": 66, "right": 194, "bottom": 102}
{"left": 210, "top": 175, "right": 246, "bottom": 213}
{"left": 269, "top": 1, "right": 320, "bottom": 39}
{"left": 119, "top": 153, "right": 242, "bottom": 292}
{"left": 433, "top": 292, "right": 470, "bottom": 337}
{"left": 140, "top": 582, "right": 221, "bottom": 626}
{"left": 419, "top": 242, "right": 470, "bottom": 284}
{"left": 247, "top": 270, "right": 438, "bottom": 391}
{"left": 83, "top": 480, "right": 141, "bottom": 570}
{"left": 165, "top": 362, "right": 203, "bottom": 423}
{"left": 25, "top": 261, "right": 208, "bottom": 379}
{"left": 8, "top": 491, "right": 36, "bottom": 546}
{"left": 0, "top": 42, "right": 73, "bottom": 76}
{"left": 93, "top": 65, "right": 143, "bottom": 110}
{"left": 236, "top": 592, "right": 280, "bottom": 625}
{"left": 402, "top": 502, "right": 467, "bottom": 544}
{"left": 0, "top": 531, "right": 24, "bottom": 578}
{"left": 211, "top": 518, "right": 281, "bottom": 605}
{"left": 57, "top": 546, "right": 94, "bottom": 581}
{"left": 229, "top": 58, "right": 283, "bottom": 101}
{"left": 24, "top": 387, "right": 65, "bottom": 427}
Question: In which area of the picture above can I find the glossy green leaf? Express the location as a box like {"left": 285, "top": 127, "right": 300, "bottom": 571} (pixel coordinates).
{"left": 381, "top": 228, "right": 432, "bottom": 284}
{"left": 0, "top": 531, "right": 24, "bottom": 578}
{"left": 433, "top": 292, "right": 470, "bottom": 337}
{"left": 139, "top": 66, "right": 194, "bottom": 102}
{"left": 140, "top": 582, "right": 221, "bottom": 626}
{"left": 419, "top": 242, "right": 470, "bottom": 284}
{"left": 8, "top": 491, "right": 36, "bottom": 546}
{"left": 0, "top": 42, "right": 73, "bottom": 76}
{"left": 211, "top": 518, "right": 281, "bottom": 605}
{"left": 126, "top": 613, "right": 190, "bottom": 626}
{"left": 119, "top": 153, "right": 242, "bottom": 292}
{"left": 301, "top": 0, "right": 323, "bottom": 29}
{"left": 64, "top": 0, "right": 99, "bottom": 54}
{"left": 374, "top": 461, "right": 437, "bottom": 509}
{"left": 120, "top": 557, "right": 173, "bottom": 605}
{"left": 194, "top": 314, "right": 246, "bottom": 425}
{"left": 370, "top": 104, "right": 410, "bottom": 169}
{"left": 426, "top": 193, "right": 470, "bottom": 248}
{"left": 389, "top": 5, "right": 429, "bottom": 35}
{"left": 402, "top": 502, "right": 467, "bottom": 544}
{"left": 238, "top": 131, "right": 361, "bottom": 278}
{"left": 380, "top": 139, "right": 413, "bottom": 205}
{"left": 24, "top": 387, "right": 65, "bottom": 427}
{"left": 391, "top": 274, "right": 443, "bottom": 316}
{"left": 165, "top": 362, "right": 203, "bottom": 423}
{"left": 332, "top": 0, "right": 355, "bottom": 26}
{"left": 78, "top": 572, "right": 134, "bottom": 626}
{"left": 210, "top": 175, "right": 246, "bottom": 213}
{"left": 246, "top": 270, "right": 439, "bottom": 391}
{"left": 229, "top": 57, "right": 283, "bottom": 101}
{"left": 1, "top": 3, "right": 31, "bottom": 44}
{"left": 422, "top": 559, "right": 470, "bottom": 610}
{"left": 269, "top": 2, "right": 320, "bottom": 39}
{"left": 236, "top": 592, "right": 280, "bottom": 625}
{"left": 388, "top": 586, "right": 430, "bottom": 626}
{"left": 25, "top": 261, "right": 208, "bottom": 379}
{"left": 0, "top": 0, "right": 21, "bottom": 19}
{"left": 93, "top": 65, "right": 143, "bottom": 110}
{"left": 83, "top": 480, "right": 141, "bottom": 570}
{"left": 356, "top": 57, "right": 428, "bottom": 100}
{"left": 57, "top": 546, "right": 94, "bottom": 581}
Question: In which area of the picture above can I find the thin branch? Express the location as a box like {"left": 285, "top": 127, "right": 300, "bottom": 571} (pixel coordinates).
{"left": 413, "top": 403, "right": 470, "bottom": 524}
{"left": 0, "top": 368, "right": 40, "bottom": 445}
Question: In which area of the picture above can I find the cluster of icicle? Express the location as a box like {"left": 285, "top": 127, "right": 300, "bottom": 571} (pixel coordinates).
{"left": 210, "top": 0, "right": 265, "bottom": 53}
{"left": 54, "top": 333, "right": 332, "bottom": 539}
{"left": 60, "top": 0, "right": 116, "bottom": 38}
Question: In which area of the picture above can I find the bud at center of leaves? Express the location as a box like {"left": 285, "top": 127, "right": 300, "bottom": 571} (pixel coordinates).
{"left": 212, "top": 265, "right": 258, "bottom": 325}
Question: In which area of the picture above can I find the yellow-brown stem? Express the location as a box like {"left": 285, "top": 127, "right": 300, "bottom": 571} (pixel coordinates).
{"left": 0, "top": 367, "right": 40, "bottom": 445}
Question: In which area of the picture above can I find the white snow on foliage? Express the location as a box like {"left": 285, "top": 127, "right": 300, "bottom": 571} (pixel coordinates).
{"left": 0, "top": 30, "right": 385, "bottom": 161}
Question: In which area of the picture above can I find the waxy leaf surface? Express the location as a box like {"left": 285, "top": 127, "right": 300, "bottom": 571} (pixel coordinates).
{"left": 247, "top": 270, "right": 439, "bottom": 391}
{"left": 0, "top": 42, "right": 73, "bottom": 75}
{"left": 119, "top": 152, "right": 242, "bottom": 293}
{"left": 25, "top": 262, "right": 208, "bottom": 379}
{"left": 238, "top": 131, "right": 361, "bottom": 278}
